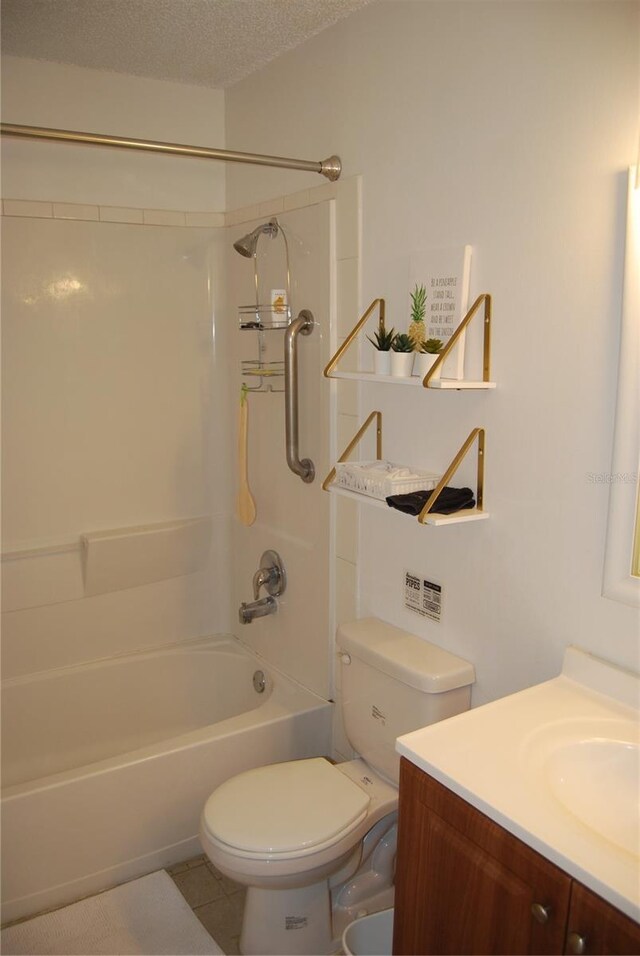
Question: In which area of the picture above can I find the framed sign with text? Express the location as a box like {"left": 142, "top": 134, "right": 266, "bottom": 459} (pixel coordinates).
{"left": 409, "top": 245, "right": 472, "bottom": 380}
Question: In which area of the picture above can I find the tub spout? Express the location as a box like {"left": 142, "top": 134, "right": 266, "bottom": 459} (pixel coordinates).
{"left": 239, "top": 595, "right": 277, "bottom": 625}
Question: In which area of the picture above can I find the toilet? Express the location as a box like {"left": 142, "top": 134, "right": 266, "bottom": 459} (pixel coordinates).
{"left": 199, "top": 617, "right": 475, "bottom": 955}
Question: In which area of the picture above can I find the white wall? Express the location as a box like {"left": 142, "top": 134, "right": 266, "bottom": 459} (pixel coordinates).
{"left": 225, "top": 0, "right": 640, "bottom": 705}
{"left": 1, "top": 57, "right": 225, "bottom": 210}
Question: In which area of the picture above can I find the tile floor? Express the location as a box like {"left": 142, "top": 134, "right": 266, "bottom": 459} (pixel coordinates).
{"left": 167, "top": 854, "right": 245, "bottom": 956}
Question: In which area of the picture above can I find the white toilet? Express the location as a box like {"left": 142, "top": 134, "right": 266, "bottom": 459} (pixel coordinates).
{"left": 199, "top": 617, "right": 475, "bottom": 955}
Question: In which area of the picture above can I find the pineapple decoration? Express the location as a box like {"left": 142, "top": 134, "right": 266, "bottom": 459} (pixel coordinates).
{"left": 408, "top": 283, "right": 428, "bottom": 350}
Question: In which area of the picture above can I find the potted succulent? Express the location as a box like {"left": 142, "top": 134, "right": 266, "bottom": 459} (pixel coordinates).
{"left": 367, "top": 322, "right": 396, "bottom": 375}
{"left": 390, "top": 332, "right": 415, "bottom": 377}
{"left": 413, "top": 337, "right": 443, "bottom": 379}
{"left": 408, "top": 283, "right": 427, "bottom": 351}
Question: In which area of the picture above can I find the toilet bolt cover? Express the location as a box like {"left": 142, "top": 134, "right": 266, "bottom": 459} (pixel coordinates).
{"left": 203, "top": 758, "right": 370, "bottom": 855}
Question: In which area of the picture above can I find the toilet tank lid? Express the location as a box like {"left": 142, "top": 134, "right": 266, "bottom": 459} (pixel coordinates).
{"left": 337, "top": 618, "right": 475, "bottom": 693}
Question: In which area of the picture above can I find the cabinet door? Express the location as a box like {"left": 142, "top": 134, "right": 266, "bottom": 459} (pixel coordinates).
{"left": 394, "top": 759, "right": 571, "bottom": 955}
{"left": 564, "top": 882, "right": 640, "bottom": 955}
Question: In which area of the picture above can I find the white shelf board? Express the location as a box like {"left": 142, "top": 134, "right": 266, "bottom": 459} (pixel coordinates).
{"left": 327, "top": 486, "right": 489, "bottom": 524}
{"left": 427, "top": 380, "right": 496, "bottom": 390}
{"left": 422, "top": 508, "right": 489, "bottom": 525}
{"left": 329, "top": 371, "right": 495, "bottom": 389}
{"left": 329, "top": 371, "right": 420, "bottom": 386}
{"left": 328, "top": 486, "right": 389, "bottom": 508}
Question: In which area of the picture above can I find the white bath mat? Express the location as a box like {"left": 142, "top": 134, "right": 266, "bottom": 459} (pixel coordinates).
{"left": 1, "top": 870, "right": 225, "bottom": 955}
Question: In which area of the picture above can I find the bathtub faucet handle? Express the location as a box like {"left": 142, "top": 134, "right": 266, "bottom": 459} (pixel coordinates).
{"left": 252, "top": 550, "right": 286, "bottom": 600}
{"left": 240, "top": 551, "right": 287, "bottom": 625}
{"left": 252, "top": 567, "right": 273, "bottom": 600}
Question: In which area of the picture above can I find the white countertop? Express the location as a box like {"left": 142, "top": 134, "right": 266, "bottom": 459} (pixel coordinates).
{"left": 396, "top": 646, "right": 640, "bottom": 922}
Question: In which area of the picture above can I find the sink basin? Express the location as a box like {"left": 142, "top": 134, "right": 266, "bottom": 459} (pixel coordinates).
{"left": 545, "top": 738, "right": 639, "bottom": 855}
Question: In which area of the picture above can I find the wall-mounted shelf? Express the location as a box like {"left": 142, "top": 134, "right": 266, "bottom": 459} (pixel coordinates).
{"left": 327, "top": 485, "right": 488, "bottom": 525}
{"left": 323, "top": 411, "right": 488, "bottom": 525}
{"left": 324, "top": 293, "right": 495, "bottom": 388}
{"left": 329, "top": 371, "right": 496, "bottom": 389}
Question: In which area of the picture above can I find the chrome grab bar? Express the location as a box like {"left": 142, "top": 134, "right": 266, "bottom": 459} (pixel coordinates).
{"left": 284, "top": 310, "right": 315, "bottom": 482}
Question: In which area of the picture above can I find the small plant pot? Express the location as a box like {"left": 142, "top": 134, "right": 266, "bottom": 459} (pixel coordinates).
{"left": 391, "top": 351, "right": 414, "bottom": 377}
{"left": 373, "top": 350, "right": 392, "bottom": 376}
{"left": 413, "top": 351, "right": 441, "bottom": 379}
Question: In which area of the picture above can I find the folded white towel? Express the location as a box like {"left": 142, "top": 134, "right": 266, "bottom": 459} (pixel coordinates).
{"left": 334, "top": 460, "right": 441, "bottom": 501}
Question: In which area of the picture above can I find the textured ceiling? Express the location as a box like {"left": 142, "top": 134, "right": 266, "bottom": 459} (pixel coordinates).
{"left": 1, "top": 0, "right": 374, "bottom": 88}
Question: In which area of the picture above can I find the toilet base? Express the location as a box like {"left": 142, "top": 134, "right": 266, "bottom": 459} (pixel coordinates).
{"left": 331, "top": 815, "right": 397, "bottom": 941}
{"left": 238, "top": 815, "right": 399, "bottom": 955}
{"left": 240, "top": 880, "right": 333, "bottom": 956}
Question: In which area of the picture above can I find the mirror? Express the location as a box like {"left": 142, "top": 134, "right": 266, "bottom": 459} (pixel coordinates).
{"left": 603, "top": 166, "right": 640, "bottom": 606}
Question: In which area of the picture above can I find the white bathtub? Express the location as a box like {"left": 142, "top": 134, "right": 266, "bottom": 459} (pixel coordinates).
{"left": 1, "top": 636, "right": 332, "bottom": 923}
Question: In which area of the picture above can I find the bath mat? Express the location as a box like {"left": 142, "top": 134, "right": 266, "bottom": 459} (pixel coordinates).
{"left": 1, "top": 870, "right": 224, "bottom": 955}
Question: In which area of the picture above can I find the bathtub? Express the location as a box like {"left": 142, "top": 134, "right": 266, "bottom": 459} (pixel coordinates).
{"left": 1, "top": 636, "right": 332, "bottom": 923}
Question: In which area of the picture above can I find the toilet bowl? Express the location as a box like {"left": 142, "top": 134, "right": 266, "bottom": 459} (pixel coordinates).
{"left": 200, "top": 757, "right": 397, "bottom": 954}
{"left": 201, "top": 757, "right": 396, "bottom": 887}
{"left": 200, "top": 617, "right": 475, "bottom": 955}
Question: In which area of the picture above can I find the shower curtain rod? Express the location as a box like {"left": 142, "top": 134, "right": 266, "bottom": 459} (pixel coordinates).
{"left": 0, "top": 123, "right": 342, "bottom": 181}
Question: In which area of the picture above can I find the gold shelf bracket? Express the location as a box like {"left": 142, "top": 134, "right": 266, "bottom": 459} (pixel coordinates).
{"left": 418, "top": 427, "right": 485, "bottom": 523}
{"left": 424, "top": 293, "right": 492, "bottom": 387}
{"left": 324, "top": 299, "right": 386, "bottom": 377}
{"left": 322, "top": 411, "right": 383, "bottom": 491}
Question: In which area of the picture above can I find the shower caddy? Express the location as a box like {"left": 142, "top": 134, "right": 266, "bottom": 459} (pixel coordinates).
{"left": 237, "top": 217, "right": 315, "bottom": 483}
{"left": 238, "top": 217, "right": 291, "bottom": 393}
{"left": 323, "top": 293, "right": 495, "bottom": 525}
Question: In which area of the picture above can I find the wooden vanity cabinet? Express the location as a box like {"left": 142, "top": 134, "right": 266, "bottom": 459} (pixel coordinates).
{"left": 393, "top": 757, "right": 640, "bottom": 956}
{"left": 565, "top": 882, "right": 640, "bottom": 956}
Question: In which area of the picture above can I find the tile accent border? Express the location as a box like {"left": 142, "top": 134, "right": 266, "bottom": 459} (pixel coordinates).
{"left": 0, "top": 179, "right": 343, "bottom": 228}
{"left": 0, "top": 199, "right": 226, "bottom": 227}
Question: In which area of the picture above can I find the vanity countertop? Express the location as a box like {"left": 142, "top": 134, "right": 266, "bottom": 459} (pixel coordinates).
{"left": 396, "top": 646, "right": 640, "bottom": 922}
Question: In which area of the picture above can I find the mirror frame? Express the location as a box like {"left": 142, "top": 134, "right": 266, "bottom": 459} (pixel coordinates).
{"left": 603, "top": 166, "right": 640, "bottom": 607}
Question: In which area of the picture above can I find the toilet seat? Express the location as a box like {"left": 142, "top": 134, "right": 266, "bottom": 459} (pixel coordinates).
{"left": 202, "top": 758, "right": 370, "bottom": 861}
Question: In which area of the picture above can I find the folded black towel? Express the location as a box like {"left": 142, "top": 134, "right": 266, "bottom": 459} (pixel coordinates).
{"left": 386, "top": 486, "right": 475, "bottom": 516}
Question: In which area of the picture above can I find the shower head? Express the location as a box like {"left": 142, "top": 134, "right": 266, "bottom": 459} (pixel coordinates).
{"left": 233, "top": 218, "right": 280, "bottom": 257}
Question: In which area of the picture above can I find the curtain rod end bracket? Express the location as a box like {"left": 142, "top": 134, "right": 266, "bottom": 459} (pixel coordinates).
{"left": 320, "top": 155, "right": 342, "bottom": 181}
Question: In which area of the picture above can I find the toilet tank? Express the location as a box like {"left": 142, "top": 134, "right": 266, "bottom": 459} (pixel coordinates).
{"left": 338, "top": 618, "right": 475, "bottom": 785}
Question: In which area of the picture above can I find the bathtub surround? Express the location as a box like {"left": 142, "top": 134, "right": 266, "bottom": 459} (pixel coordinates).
{"left": 229, "top": 199, "right": 335, "bottom": 699}
{"left": 0, "top": 213, "right": 230, "bottom": 677}
{"left": 0, "top": 177, "right": 357, "bottom": 692}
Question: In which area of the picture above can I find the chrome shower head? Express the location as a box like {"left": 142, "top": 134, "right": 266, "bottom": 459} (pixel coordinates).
{"left": 233, "top": 218, "right": 279, "bottom": 257}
